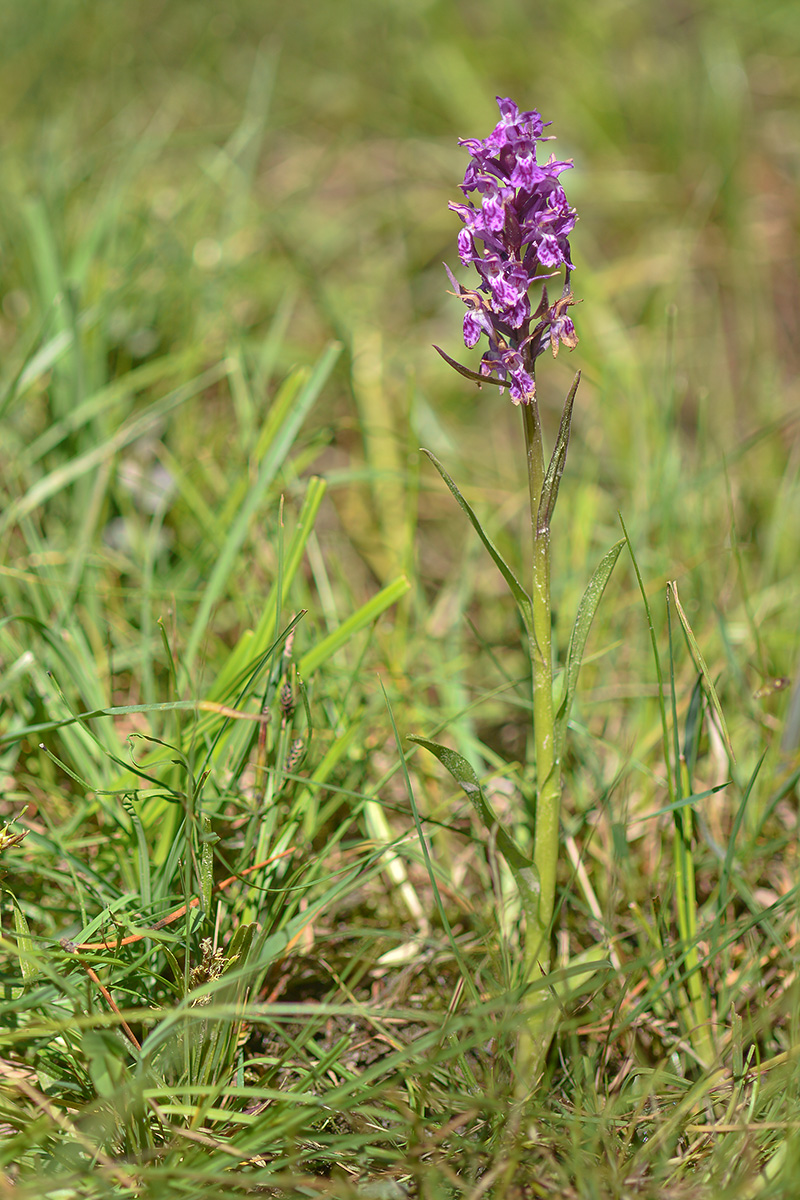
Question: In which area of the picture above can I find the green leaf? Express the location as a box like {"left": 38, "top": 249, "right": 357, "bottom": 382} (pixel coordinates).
{"left": 83, "top": 1030, "right": 127, "bottom": 1098}
{"left": 298, "top": 574, "right": 410, "bottom": 677}
{"left": 408, "top": 735, "right": 540, "bottom": 926}
{"left": 226, "top": 921, "right": 257, "bottom": 967}
{"left": 668, "top": 580, "right": 736, "bottom": 763}
{"left": 407, "top": 735, "right": 528, "bottom": 869}
{"left": 122, "top": 795, "right": 152, "bottom": 911}
{"left": 161, "top": 945, "right": 186, "bottom": 999}
{"left": 637, "top": 781, "right": 730, "bottom": 821}
{"left": 200, "top": 815, "right": 215, "bottom": 916}
{"left": 548, "top": 945, "right": 612, "bottom": 1003}
{"left": 555, "top": 539, "right": 625, "bottom": 759}
{"left": 421, "top": 449, "right": 533, "bottom": 627}
{"left": 8, "top": 893, "right": 37, "bottom": 981}
{"left": 537, "top": 371, "right": 580, "bottom": 534}
{"left": 619, "top": 513, "right": 675, "bottom": 804}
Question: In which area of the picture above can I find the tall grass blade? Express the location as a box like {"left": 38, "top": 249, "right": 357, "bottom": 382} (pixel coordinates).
{"left": 182, "top": 344, "right": 340, "bottom": 675}
{"left": 669, "top": 579, "right": 736, "bottom": 763}
{"left": 1, "top": 362, "right": 229, "bottom": 532}
{"left": 297, "top": 575, "right": 410, "bottom": 677}
{"left": 619, "top": 515, "right": 675, "bottom": 802}
{"left": 205, "top": 476, "right": 326, "bottom": 704}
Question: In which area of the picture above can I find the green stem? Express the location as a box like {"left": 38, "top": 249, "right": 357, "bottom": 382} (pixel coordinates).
{"left": 521, "top": 401, "right": 560, "bottom": 977}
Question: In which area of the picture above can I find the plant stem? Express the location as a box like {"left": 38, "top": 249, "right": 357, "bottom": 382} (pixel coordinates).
{"left": 521, "top": 400, "right": 560, "bottom": 977}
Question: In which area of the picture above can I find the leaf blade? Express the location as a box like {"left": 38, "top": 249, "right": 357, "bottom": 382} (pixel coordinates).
{"left": 407, "top": 734, "right": 539, "bottom": 927}
{"left": 297, "top": 575, "right": 410, "bottom": 677}
{"left": 537, "top": 371, "right": 580, "bottom": 533}
{"left": 668, "top": 580, "right": 736, "bottom": 763}
{"left": 421, "top": 449, "right": 533, "bottom": 626}
{"left": 433, "top": 345, "right": 506, "bottom": 388}
{"left": 555, "top": 539, "right": 624, "bottom": 759}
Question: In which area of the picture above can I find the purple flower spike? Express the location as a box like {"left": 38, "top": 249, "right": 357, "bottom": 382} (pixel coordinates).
{"left": 442, "top": 98, "right": 578, "bottom": 405}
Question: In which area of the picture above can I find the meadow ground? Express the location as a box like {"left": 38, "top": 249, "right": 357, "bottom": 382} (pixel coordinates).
{"left": 1, "top": 2, "right": 800, "bottom": 1196}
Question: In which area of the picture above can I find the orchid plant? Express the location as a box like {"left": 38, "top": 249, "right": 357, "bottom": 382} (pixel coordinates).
{"left": 413, "top": 98, "right": 623, "bottom": 1075}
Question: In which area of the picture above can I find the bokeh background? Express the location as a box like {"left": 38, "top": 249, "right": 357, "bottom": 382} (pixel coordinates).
{"left": 4, "top": 0, "right": 798, "bottom": 574}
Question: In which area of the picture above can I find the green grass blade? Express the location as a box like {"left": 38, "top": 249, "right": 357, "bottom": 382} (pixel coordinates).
{"left": 200, "top": 815, "right": 215, "bottom": 916}
{"left": 205, "top": 476, "right": 327, "bottom": 705}
{"left": 182, "top": 346, "right": 340, "bottom": 676}
{"left": 20, "top": 353, "right": 194, "bottom": 469}
{"left": 297, "top": 575, "right": 410, "bottom": 677}
{"left": 8, "top": 894, "right": 37, "bottom": 982}
{"left": 620, "top": 514, "right": 675, "bottom": 804}
{"left": 1, "top": 362, "right": 229, "bottom": 533}
{"left": 669, "top": 579, "right": 736, "bottom": 763}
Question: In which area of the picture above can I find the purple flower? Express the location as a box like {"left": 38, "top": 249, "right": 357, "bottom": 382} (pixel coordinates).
{"left": 442, "top": 97, "right": 579, "bottom": 405}
{"left": 536, "top": 235, "right": 563, "bottom": 269}
{"left": 463, "top": 304, "right": 492, "bottom": 348}
{"left": 509, "top": 143, "right": 544, "bottom": 192}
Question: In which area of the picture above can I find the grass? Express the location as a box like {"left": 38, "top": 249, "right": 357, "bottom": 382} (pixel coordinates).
{"left": 1, "top": 0, "right": 800, "bottom": 1195}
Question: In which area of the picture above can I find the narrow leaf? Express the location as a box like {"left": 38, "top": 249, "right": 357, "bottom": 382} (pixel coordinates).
{"left": 433, "top": 345, "right": 505, "bottom": 388}
{"left": 549, "top": 945, "right": 612, "bottom": 1003}
{"left": 537, "top": 371, "right": 580, "bottom": 533}
{"left": 205, "top": 477, "right": 326, "bottom": 703}
{"left": 226, "top": 921, "right": 257, "bottom": 966}
{"left": 83, "top": 1031, "right": 126, "bottom": 1098}
{"left": 555, "top": 539, "right": 624, "bottom": 758}
{"left": 668, "top": 580, "right": 736, "bottom": 763}
{"left": 9, "top": 894, "right": 37, "bottom": 981}
{"left": 619, "top": 513, "right": 675, "bottom": 803}
{"left": 637, "top": 781, "right": 730, "bottom": 821}
{"left": 298, "top": 575, "right": 410, "bottom": 676}
{"left": 200, "top": 815, "right": 215, "bottom": 915}
{"left": 421, "top": 449, "right": 532, "bottom": 626}
{"left": 407, "top": 735, "right": 533, "bottom": 875}
{"left": 409, "top": 735, "right": 540, "bottom": 929}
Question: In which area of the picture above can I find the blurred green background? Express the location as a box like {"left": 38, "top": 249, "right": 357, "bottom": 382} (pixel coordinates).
{"left": 4, "top": 4, "right": 798, "bottom": 472}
